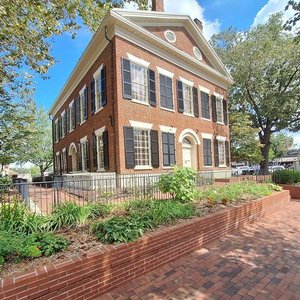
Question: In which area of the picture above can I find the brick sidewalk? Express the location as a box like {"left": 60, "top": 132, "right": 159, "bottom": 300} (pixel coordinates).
{"left": 101, "top": 200, "right": 300, "bottom": 300}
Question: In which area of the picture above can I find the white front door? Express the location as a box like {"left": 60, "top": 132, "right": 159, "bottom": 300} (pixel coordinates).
{"left": 182, "top": 146, "right": 192, "bottom": 168}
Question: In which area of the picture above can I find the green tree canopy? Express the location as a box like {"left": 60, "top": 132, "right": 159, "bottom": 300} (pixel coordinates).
{"left": 19, "top": 107, "right": 53, "bottom": 177}
{"left": 0, "top": 0, "right": 148, "bottom": 103}
{"left": 211, "top": 14, "right": 300, "bottom": 169}
{"left": 271, "top": 132, "right": 294, "bottom": 159}
{"left": 285, "top": 0, "right": 300, "bottom": 39}
{"left": 230, "top": 112, "right": 262, "bottom": 164}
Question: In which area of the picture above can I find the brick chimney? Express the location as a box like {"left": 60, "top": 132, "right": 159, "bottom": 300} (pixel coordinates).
{"left": 152, "top": 0, "right": 164, "bottom": 12}
{"left": 194, "top": 18, "right": 203, "bottom": 32}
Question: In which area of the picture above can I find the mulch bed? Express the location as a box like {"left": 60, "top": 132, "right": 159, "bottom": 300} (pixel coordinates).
{"left": 0, "top": 194, "right": 258, "bottom": 279}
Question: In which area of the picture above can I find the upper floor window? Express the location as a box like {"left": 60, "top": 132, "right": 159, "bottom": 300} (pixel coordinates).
{"left": 159, "top": 74, "right": 173, "bottom": 110}
{"left": 131, "top": 63, "right": 147, "bottom": 103}
{"left": 61, "top": 112, "right": 66, "bottom": 138}
{"left": 69, "top": 101, "right": 75, "bottom": 131}
{"left": 77, "top": 86, "right": 88, "bottom": 125}
{"left": 164, "top": 30, "right": 176, "bottom": 43}
{"left": 216, "top": 97, "right": 224, "bottom": 123}
{"left": 183, "top": 83, "right": 193, "bottom": 115}
{"left": 122, "top": 57, "right": 156, "bottom": 107}
{"left": 91, "top": 65, "right": 106, "bottom": 114}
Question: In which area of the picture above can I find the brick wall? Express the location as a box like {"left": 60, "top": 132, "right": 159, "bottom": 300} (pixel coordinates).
{"left": 281, "top": 185, "right": 300, "bottom": 199}
{"left": 0, "top": 190, "right": 290, "bottom": 300}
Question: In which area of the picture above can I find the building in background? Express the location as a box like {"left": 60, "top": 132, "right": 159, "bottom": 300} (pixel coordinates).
{"left": 49, "top": 0, "right": 233, "bottom": 177}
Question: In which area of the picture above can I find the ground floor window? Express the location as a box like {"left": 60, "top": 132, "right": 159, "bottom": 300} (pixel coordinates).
{"left": 81, "top": 140, "right": 89, "bottom": 171}
{"left": 218, "top": 140, "right": 226, "bottom": 166}
{"left": 162, "top": 132, "right": 175, "bottom": 166}
{"left": 134, "top": 129, "right": 150, "bottom": 167}
{"left": 97, "top": 134, "right": 104, "bottom": 170}
{"left": 203, "top": 139, "right": 212, "bottom": 166}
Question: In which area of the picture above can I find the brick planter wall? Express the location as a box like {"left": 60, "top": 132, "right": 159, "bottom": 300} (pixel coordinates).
{"left": 0, "top": 190, "right": 290, "bottom": 300}
{"left": 281, "top": 185, "right": 300, "bottom": 199}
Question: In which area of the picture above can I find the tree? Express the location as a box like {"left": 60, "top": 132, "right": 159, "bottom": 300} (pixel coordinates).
{"left": 211, "top": 14, "right": 300, "bottom": 170}
{"left": 20, "top": 107, "right": 53, "bottom": 177}
{"left": 0, "top": 98, "right": 36, "bottom": 172}
{"left": 230, "top": 112, "right": 262, "bottom": 164}
{"left": 270, "top": 132, "right": 294, "bottom": 158}
{"left": 0, "top": 0, "right": 148, "bottom": 104}
{"left": 285, "top": 0, "right": 300, "bottom": 39}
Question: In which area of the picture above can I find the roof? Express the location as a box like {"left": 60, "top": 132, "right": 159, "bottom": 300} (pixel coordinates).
{"left": 49, "top": 9, "right": 233, "bottom": 117}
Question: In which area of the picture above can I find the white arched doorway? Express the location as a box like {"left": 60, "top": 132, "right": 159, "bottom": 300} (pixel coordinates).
{"left": 179, "top": 129, "right": 200, "bottom": 170}
{"left": 68, "top": 143, "right": 77, "bottom": 172}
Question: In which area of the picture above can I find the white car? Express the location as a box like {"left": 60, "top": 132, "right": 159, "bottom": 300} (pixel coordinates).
{"left": 269, "top": 165, "right": 285, "bottom": 173}
{"left": 232, "top": 166, "right": 251, "bottom": 176}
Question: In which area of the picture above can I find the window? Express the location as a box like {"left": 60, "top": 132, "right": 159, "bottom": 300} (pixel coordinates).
{"left": 55, "top": 153, "right": 61, "bottom": 174}
{"left": 203, "top": 139, "right": 212, "bottom": 166}
{"left": 97, "top": 134, "right": 104, "bottom": 170}
{"left": 54, "top": 120, "right": 59, "bottom": 143}
{"left": 193, "top": 47, "right": 203, "bottom": 61}
{"left": 183, "top": 83, "right": 193, "bottom": 115}
{"left": 69, "top": 102, "right": 75, "bottom": 131}
{"left": 131, "top": 63, "right": 147, "bottom": 103}
{"left": 201, "top": 91, "right": 210, "bottom": 119}
{"left": 134, "top": 129, "right": 150, "bottom": 167}
{"left": 216, "top": 97, "right": 224, "bottom": 123}
{"left": 160, "top": 74, "right": 173, "bottom": 110}
{"left": 81, "top": 141, "right": 88, "bottom": 171}
{"left": 62, "top": 150, "right": 67, "bottom": 173}
{"left": 164, "top": 30, "right": 176, "bottom": 43}
{"left": 162, "top": 132, "right": 175, "bottom": 166}
{"left": 218, "top": 140, "right": 226, "bottom": 166}
{"left": 61, "top": 112, "right": 66, "bottom": 138}
{"left": 78, "top": 87, "right": 87, "bottom": 124}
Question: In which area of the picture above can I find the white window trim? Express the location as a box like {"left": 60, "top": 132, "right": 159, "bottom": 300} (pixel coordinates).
{"left": 213, "top": 92, "right": 224, "bottom": 100}
{"left": 55, "top": 151, "right": 60, "bottom": 156}
{"left": 164, "top": 30, "right": 176, "bottom": 43}
{"left": 216, "top": 135, "right": 226, "bottom": 142}
{"left": 95, "top": 126, "right": 106, "bottom": 137}
{"left": 80, "top": 136, "right": 88, "bottom": 143}
{"left": 159, "top": 125, "right": 177, "bottom": 134}
{"left": 131, "top": 99, "right": 150, "bottom": 106}
{"left": 93, "top": 64, "right": 104, "bottom": 79}
{"left": 183, "top": 112, "right": 195, "bottom": 118}
{"left": 156, "top": 66, "right": 174, "bottom": 78}
{"left": 201, "top": 133, "right": 213, "bottom": 140}
{"left": 62, "top": 148, "right": 66, "bottom": 152}
{"left": 134, "top": 166, "right": 153, "bottom": 170}
{"left": 69, "top": 100, "right": 74, "bottom": 108}
{"left": 129, "top": 120, "right": 153, "bottom": 130}
{"left": 179, "top": 76, "right": 193, "bottom": 86}
{"left": 126, "top": 53, "right": 150, "bottom": 68}
{"left": 198, "top": 85, "right": 210, "bottom": 94}
{"left": 61, "top": 110, "right": 65, "bottom": 117}
{"left": 161, "top": 107, "right": 175, "bottom": 113}
{"left": 79, "top": 85, "right": 86, "bottom": 96}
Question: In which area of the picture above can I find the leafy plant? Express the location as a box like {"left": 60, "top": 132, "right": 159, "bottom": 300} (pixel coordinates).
{"left": 91, "top": 216, "right": 147, "bottom": 244}
{"left": 272, "top": 169, "right": 300, "bottom": 184}
{"left": 157, "top": 167, "right": 198, "bottom": 203}
{"left": 35, "top": 232, "right": 69, "bottom": 256}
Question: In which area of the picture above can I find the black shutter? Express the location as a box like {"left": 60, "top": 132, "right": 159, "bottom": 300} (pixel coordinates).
{"left": 93, "top": 135, "right": 98, "bottom": 171}
{"left": 86, "top": 140, "right": 90, "bottom": 171}
{"left": 122, "top": 58, "right": 132, "bottom": 100}
{"left": 78, "top": 143, "right": 82, "bottom": 171}
{"left": 101, "top": 66, "right": 107, "bottom": 107}
{"left": 91, "top": 79, "right": 95, "bottom": 114}
{"left": 148, "top": 69, "right": 156, "bottom": 107}
{"left": 177, "top": 80, "right": 184, "bottom": 113}
{"left": 214, "top": 139, "right": 219, "bottom": 167}
{"left": 225, "top": 141, "right": 230, "bottom": 167}
{"left": 223, "top": 99, "right": 228, "bottom": 125}
{"left": 84, "top": 87, "right": 88, "bottom": 120}
{"left": 150, "top": 130, "right": 159, "bottom": 168}
{"left": 124, "top": 126, "right": 135, "bottom": 169}
{"left": 192, "top": 86, "right": 199, "bottom": 117}
{"left": 76, "top": 96, "right": 81, "bottom": 125}
{"left": 103, "top": 130, "right": 109, "bottom": 170}
{"left": 212, "top": 95, "right": 217, "bottom": 122}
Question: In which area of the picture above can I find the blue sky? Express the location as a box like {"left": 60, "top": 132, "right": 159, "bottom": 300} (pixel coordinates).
{"left": 35, "top": 0, "right": 296, "bottom": 141}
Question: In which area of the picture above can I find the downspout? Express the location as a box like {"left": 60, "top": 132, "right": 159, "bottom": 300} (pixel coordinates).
{"left": 105, "top": 26, "right": 118, "bottom": 175}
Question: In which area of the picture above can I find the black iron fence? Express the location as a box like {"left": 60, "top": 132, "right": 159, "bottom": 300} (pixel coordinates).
{"left": 0, "top": 169, "right": 280, "bottom": 215}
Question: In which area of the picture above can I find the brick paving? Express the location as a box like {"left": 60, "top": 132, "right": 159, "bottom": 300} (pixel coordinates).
{"left": 101, "top": 200, "right": 300, "bottom": 300}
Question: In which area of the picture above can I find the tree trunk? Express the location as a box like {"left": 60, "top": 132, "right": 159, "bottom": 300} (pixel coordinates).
{"left": 259, "top": 130, "right": 272, "bottom": 173}
{"left": 39, "top": 165, "right": 44, "bottom": 179}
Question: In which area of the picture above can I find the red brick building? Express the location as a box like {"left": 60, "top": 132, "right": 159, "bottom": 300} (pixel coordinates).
{"left": 49, "top": 0, "right": 233, "bottom": 176}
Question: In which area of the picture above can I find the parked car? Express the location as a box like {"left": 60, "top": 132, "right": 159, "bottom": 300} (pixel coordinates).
{"left": 249, "top": 165, "right": 261, "bottom": 175}
{"left": 232, "top": 166, "right": 251, "bottom": 176}
{"left": 269, "top": 165, "right": 285, "bottom": 173}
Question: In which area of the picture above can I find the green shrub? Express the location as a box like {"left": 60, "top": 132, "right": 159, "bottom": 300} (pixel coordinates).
{"left": 91, "top": 216, "right": 147, "bottom": 244}
{"left": 157, "top": 167, "right": 198, "bottom": 203}
{"left": 272, "top": 169, "right": 300, "bottom": 184}
{"left": 0, "top": 231, "right": 69, "bottom": 266}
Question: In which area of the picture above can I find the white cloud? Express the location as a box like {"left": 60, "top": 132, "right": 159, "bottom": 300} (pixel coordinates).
{"left": 252, "top": 0, "right": 294, "bottom": 27}
{"left": 124, "top": 0, "right": 221, "bottom": 39}
{"left": 292, "top": 133, "right": 300, "bottom": 147}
